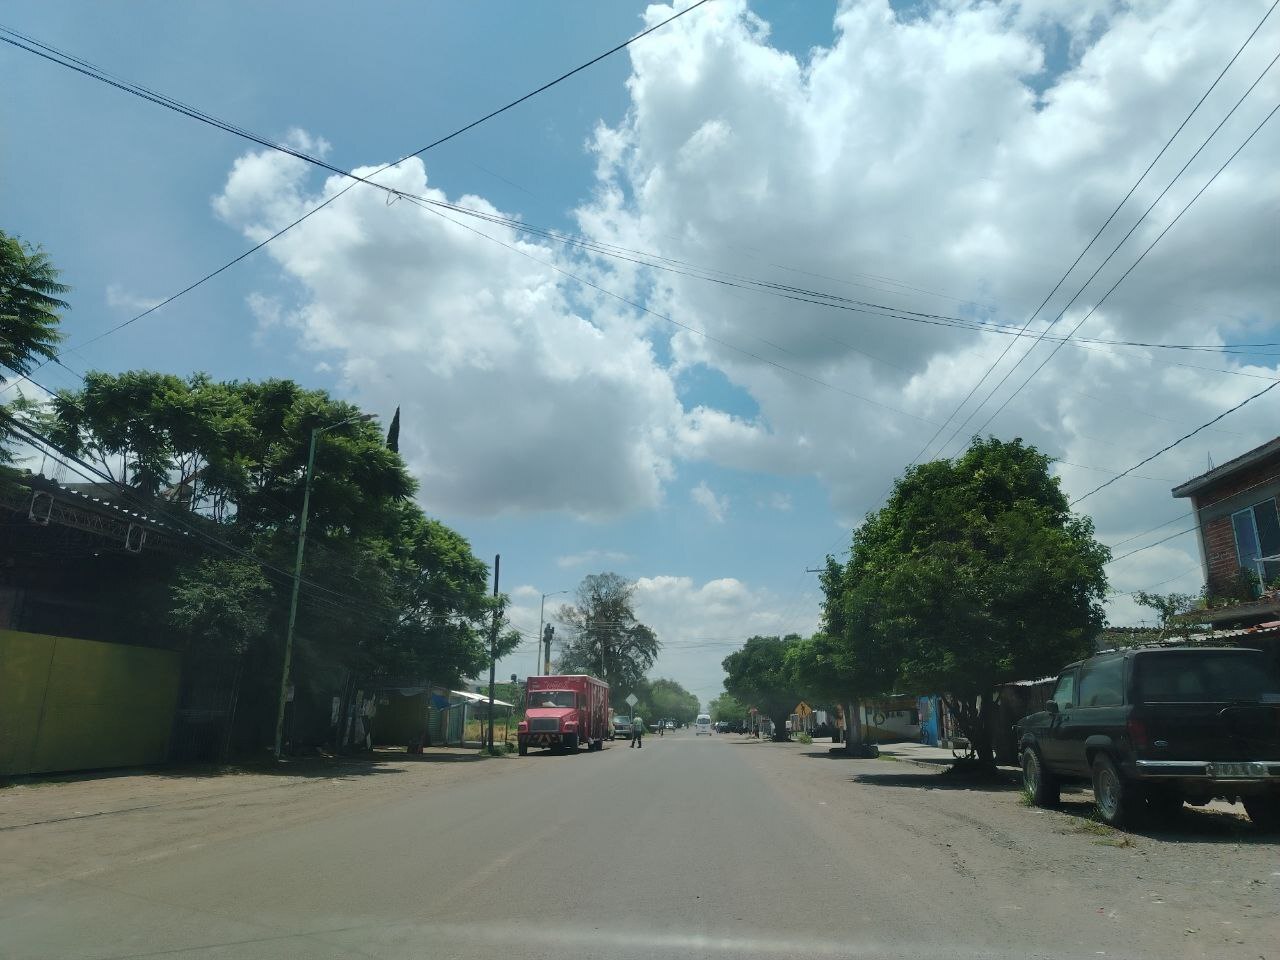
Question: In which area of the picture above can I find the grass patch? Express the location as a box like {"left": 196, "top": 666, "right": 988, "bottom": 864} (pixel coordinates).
{"left": 795, "top": 732, "right": 813, "bottom": 745}
{"left": 1095, "top": 835, "right": 1135, "bottom": 848}
{"left": 1072, "top": 819, "right": 1113, "bottom": 836}
{"left": 1017, "top": 790, "right": 1035, "bottom": 807}
{"left": 877, "top": 753, "right": 900, "bottom": 762}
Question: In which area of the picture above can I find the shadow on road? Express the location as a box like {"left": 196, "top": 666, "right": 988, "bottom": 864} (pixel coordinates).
{"left": 848, "top": 767, "right": 1021, "bottom": 793}
{"left": 1048, "top": 794, "right": 1268, "bottom": 844}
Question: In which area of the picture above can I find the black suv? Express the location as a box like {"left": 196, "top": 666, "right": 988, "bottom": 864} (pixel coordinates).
{"left": 1015, "top": 646, "right": 1280, "bottom": 828}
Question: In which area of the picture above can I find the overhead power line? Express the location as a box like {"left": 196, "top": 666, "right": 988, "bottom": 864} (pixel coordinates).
{"left": 907, "top": 0, "right": 1280, "bottom": 466}
{"left": 965, "top": 62, "right": 1280, "bottom": 443}
{"left": 1072, "top": 378, "right": 1280, "bottom": 506}
{"left": 0, "top": 1, "right": 712, "bottom": 359}
{"left": 8, "top": 18, "right": 1280, "bottom": 403}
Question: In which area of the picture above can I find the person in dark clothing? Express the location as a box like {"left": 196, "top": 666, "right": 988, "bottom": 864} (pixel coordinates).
{"left": 630, "top": 715, "right": 645, "bottom": 748}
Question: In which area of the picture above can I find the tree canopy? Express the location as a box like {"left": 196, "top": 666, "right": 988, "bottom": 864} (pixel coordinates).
{"left": 642, "top": 677, "right": 701, "bottom": 725}
{"left": 31, "top": 370, "right": 507, "bottom": 748}
{"left": 722, "top": 634, "right": 803, "bottom": 741}
{"left": 824, "top": 437, "right": 1109, "bottom": 762}
{"left": 1, "top": 231, "right": 67, "bottom": 466}
{"left": 708, "top": 691, "right": 748, "bottom": 725}
{"left": 0, "top": 231, "right": 66, "bottom": 376}
{"left": 556, "top": 572, "right": 659, "bottom": 699}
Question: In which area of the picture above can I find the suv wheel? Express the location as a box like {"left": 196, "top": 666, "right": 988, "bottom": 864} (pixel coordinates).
{"left": 1091, "top": 754, "right": 1140, "bottom": 827}
{"left": 1021, "top": 747, "right": 1060, "bottom": 807}
{"left": 1242, "top": 795, "right": 1280, "bottom": 831}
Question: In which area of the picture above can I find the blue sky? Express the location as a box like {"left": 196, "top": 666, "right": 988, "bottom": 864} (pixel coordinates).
{"left": 4, "top": 1, "right": 1279, "bottom": 708}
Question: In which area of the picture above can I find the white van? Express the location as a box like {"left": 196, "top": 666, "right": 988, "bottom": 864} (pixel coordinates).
{"left": 695, "top": 714, "right": 712, "bottom": 735}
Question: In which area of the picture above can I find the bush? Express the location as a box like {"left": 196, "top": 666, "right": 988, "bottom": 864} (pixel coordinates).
{"left": 796, "top": 732, "right": 813, "bottom": 745}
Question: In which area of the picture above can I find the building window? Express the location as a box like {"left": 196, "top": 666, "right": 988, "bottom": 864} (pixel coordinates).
{"left": 1231, "top": 498, "right": 1280, "bottom": 593}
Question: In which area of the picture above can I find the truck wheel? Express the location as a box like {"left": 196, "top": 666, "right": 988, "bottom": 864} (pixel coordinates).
{"left": 1243, "top": 795, "right": 1280, "bottom": 831}
{"left": 1021, "top": 747, "right": 1059, "bottom": 807}
{"left": 1092, "top": 754, "right": 1140, "bottom": 828}
{"left": 565, "top": 734, "right": 578, "bottom": 753}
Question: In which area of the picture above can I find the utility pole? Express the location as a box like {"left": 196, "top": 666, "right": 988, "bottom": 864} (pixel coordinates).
{"left": 486, "top": 554, "right": 501, "bottom": 753}
{"left": 542, "top": 623, "right": 555, "bottom": 676}
{"left": 273, "top": 412, "right": 373, "bottom": 761}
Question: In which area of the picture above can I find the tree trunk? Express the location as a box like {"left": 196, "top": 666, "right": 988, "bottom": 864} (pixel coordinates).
{"left": 770, "top": 711, "right": 790, "bottom": 741}
{"left": 972, "top": 692, "right": 995, "bottom": 766}
{"left": 942, "top": 692, "right": 996, "bottom": 768}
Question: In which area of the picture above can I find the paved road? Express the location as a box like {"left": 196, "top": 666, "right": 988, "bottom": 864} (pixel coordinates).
{"left": 2, "top": 733, "right": 1276, "bottom": 959}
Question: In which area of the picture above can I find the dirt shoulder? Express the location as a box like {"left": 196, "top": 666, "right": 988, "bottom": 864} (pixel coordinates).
{"left": 0, "top": 747, "right": 511, "bottom": 896}
{"left": 741, "top": 738, "right": 1279, "bottom": 960}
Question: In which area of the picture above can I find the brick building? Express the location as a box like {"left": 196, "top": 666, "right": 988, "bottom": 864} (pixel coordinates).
{"left": 1172, "top": 436, "right": 1280, "bottom": 627}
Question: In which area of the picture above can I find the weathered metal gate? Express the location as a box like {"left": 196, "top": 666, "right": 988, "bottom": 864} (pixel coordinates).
{"left": 169, "top": 656, "right": 242, "bottom": 763}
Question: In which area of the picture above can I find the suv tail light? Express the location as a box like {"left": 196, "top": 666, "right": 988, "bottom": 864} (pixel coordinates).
{"left": 1127, "top": 717, "right": 1149, "bottom": 750}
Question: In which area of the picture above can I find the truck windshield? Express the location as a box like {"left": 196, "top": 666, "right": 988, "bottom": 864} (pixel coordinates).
{"left": 528, "top": 690, "right": 576, "bottom": 708}
{"left": 1135, "top": 652, "right": 1279, "bottom": 703}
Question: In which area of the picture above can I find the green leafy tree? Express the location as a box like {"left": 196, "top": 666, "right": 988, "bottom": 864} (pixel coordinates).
{"left": 169, "top": 558, "right": 274, "bottom": 655}
{"left": 0, "top": 231, "right": 66, "bottom": 376}
{"left": 43, "top": 371, "right": 501, "bottom": 749}
{"left": 556, "top": 572, "right": 659, "bottom": 698}
{"left": 0, "top": 231, "right": 67, "bottom": 466}
{"left": 1132, "top": 590, "right": 1197, "bottom": 634}
{"left": 708, "top": 691, "right": 747, "bottom": 725}
{"left": 645, "top": 677, "right": 701, "bottom": 725}
{"left": 722, "top": 635, "right": 803, "bottom": 741}
{"left": 831, "top": 437, "right": 1109, "bottom": 765}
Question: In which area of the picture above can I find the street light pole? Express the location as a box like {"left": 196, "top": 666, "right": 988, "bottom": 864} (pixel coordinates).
{"left": 536, "top": 589, "right": 568, "bottom": 676}
{"left": 273, "top": 412, "right": 373, "bottom": 761}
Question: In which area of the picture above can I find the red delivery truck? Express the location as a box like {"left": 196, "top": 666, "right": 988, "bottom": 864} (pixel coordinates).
{"left": 518, "top": 674, "right": 610, "bottom": 755}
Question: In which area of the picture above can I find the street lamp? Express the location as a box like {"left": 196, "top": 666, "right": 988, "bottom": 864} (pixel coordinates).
{"left": 536, "top": 589, "right": 569, "bottom": 676}
{"left": 273, "top": 411, "right": 376, "bottom": 760}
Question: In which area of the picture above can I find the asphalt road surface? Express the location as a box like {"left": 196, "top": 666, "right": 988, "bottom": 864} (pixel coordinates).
{"left": 2, "top": 732, "right": 1276, "bottom": 959}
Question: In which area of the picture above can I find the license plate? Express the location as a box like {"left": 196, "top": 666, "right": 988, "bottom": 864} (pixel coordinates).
{"left": 1207, "top": 761, "right": 1267, "bottom": 778}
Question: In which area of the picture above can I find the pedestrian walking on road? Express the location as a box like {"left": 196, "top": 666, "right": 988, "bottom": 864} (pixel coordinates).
{"left": 630, "top": 715, "right": 645, "bottom": 748}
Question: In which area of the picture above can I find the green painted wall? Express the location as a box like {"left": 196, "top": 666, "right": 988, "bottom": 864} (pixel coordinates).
{"left": 0, "top": 630, "right": 181, "bottom": 776}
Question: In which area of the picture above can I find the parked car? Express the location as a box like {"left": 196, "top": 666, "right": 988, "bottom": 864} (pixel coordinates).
{"left": 664, "top": 720, "right": 676, "bottom": 729}
{"left": 1015, "top": 646, "right": 1280, "bottom": 828}
{"left": 613, "top": 715, "right": 633, "bottom": 739}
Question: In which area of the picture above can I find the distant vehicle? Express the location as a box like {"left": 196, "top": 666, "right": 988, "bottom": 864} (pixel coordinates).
{"left": 695, "top": 713, "right": 711, "bottom": 735}
{"left": 664, "top": 720, "right": 675, "bottom": 729}
{"left": 714, "top": 721, "right": 728, "bottom": 733}
{"left": 613, "top": 715, "right": 633, "bottom": 739}
{"left": 518, "top": 674, "right": 610, "bottom": 755}
{"left": 1016, "top": 647, "right": 1280, "bottom": 828}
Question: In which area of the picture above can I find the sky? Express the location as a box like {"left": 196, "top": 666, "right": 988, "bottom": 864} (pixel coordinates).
{"left": 3, "top": 0, "right": 1279, "bottom": 710}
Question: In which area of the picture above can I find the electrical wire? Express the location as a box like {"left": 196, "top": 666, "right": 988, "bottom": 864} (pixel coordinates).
{"left": 966, "top": 80, "right": 1280, "bottom": 443}
{"left": 9, "top": 20, "right": 1280, "bottom": 397}
{"left": 905, "top": 0, "right": 1280, "bottom": 466}
{"left": 0, "top": 2, "right": 713, "bottom": 367}
{"left": 1072, "top": 379, "right": 1280, "bottom": 505}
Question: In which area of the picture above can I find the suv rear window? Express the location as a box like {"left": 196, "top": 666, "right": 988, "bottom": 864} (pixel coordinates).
{"left": 1134, "top": 651, "right": 1278, "bottom": 703}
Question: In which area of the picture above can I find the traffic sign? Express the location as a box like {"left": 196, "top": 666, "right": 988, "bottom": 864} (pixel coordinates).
{"left": 795, "top": 701, "right": 813, "bottom": 717}
{"left": 625, "top": 693, "right": 638, "bottom": 707}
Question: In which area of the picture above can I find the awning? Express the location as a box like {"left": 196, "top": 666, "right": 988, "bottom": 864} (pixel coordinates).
{"left": 450, "top": 690, "right": 514, "bottom": 708}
